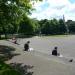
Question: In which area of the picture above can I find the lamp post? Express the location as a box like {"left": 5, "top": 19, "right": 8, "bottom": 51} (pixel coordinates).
{"left": 63, "top": 15, "right": 69, "bottom": 34}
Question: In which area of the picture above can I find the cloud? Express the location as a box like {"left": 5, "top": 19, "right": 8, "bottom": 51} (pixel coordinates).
{"left": 30, "top": 0, "right": 75, "bottom": 21}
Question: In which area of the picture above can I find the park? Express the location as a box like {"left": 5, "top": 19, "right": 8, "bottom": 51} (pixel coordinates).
{"left": 0, "top": 35, "right": 75, "bottom": 75}
{"left": 0, "top": 0, "right": 75, "bottom": 75}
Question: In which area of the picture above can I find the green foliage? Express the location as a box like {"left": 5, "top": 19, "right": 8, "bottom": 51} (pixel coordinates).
{"left": 1, "top": 0, "right": 75, "bottom": 36}
{"left": 0, "top": 61, "right": 21, "bottom": 75}
{"left": 58, "top": 19, "right": 66, "bottom": 34}
{"left": 66, "top": 20, "right": 75, "bottom": 33}
{"left": 0, "top": 45, "right": 33, "bottom": 75}
{"left": 31, "top": 19, "right": 40, "bottom": 34}
{"left": 39, "top": 18, "right": 67, "bottom": 35}
{"left": 19, "top": 16, "right": 34, "bottom": 35}
{"left": 0, "top": 69, "right": 21, "bottom": 75}
{"left": 0, "top": 0, "right": 42, "bottom": 38}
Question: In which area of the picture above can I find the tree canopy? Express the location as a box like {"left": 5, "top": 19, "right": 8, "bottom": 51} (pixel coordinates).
{"left": 0, "top": 0, "right": 75, "bottom": 38}
{"left": 0, "top": 0, "right": 42, "bottom": 38}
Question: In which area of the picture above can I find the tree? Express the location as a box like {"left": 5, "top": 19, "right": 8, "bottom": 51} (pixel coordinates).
{"left": 66, "top": 20, "right": 75, "bottom": 33}
{"left": 39, "top": 18, "right": 67, "bottom": 35}
{"left": 58, "top": 19, "right": 66, "bottom": 34}
{"left": 39, "top": 19, "right": 60, "bottom": 35}
{"left": 31, "top": 18, "right": 40, "bottom": 35}
{"left": 41, "top": 19, "right": 51, "bottom": 35}
{"left": 50, "top": 19, "right": 59, "bottom": 34}
{"left": 0, "top": 0, "right": 42, "bottom": 38}
{"left": 39, "top": 19, "right": 48, "bottom": 34}
{"left": 19, "top": 16, "right": 34, "bottom": 35}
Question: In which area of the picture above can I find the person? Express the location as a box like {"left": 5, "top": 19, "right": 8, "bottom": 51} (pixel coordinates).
{"left": 12, "top": 37, "right": 17, "bottom": 44}
{"left": 52, "top": 47, "right": 59, "bottom": 56}
{"left": 12, "top": 37, "right": 20, "bottom": 45}
{"left": 24, "top": 41, "right": 30, "bottom": 51}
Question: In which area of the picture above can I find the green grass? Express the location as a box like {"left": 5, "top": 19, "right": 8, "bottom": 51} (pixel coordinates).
{"left": 0, "top": 61, "right": 21, "bottom": 75}
{"left": 40, "top": 34, "right": 70, "bottom": 38}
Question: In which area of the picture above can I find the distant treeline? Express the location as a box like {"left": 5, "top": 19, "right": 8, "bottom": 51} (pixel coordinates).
{"left": 0, "top": 0, "right": 75, "bottom": 39}
{"left": 0, "top": 16, "right": 75, "bottom": 39}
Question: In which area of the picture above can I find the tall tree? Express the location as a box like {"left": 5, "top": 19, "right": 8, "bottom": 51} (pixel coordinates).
{"left": 31, "top": 18, "right": 40, "bottom": 34}
{"left": 0, "top": 0, "right": 42, "bottom": 38}
{"left": 66, "top": 20, "right": 75, "bottom": 33}
{"left": 58, "top": 19, "right": 66, "bottom": 34}
{"left": 19, "top": 16, "right": 34, "bottom": 35}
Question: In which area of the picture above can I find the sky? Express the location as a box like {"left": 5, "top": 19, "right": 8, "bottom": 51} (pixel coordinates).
{"left": 29, "top": 0, "right": 75, "bottom": 21}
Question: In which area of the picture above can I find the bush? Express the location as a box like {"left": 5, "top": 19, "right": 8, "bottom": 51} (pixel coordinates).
{"left": 0, "top": 61, "right": 21, "bottom": 75}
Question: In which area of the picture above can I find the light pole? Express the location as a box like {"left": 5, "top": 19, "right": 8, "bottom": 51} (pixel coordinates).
{"left": 63, "top": 15, "right": 69, "bottom": 34}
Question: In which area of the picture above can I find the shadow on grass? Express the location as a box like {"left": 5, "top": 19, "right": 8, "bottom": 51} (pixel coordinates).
{"left": 0, "top": 45, "right": 20, "bottom": 61}
{"left": 0, "top": 45, "right": 34, "bottom": 75}
{"left": 10, "top": 63, "right": 34, "bottom": 75}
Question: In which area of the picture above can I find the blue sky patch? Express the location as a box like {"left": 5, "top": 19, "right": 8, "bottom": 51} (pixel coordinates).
{"left": 69, "top": 0, "right": 75, "bottom": 3}
{"left": 30, "top": 0, "right": 75, "bottom": 21}
{"left": 40, "top": 2, "right": 49, "bottom": 10}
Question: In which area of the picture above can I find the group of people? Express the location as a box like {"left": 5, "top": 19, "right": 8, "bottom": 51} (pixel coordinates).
{"left": 12, "top": 38, "right": 73, "bottom": 62}
{"left": 12, "top": 37, "right": 30, "bottom": 51}
{"left": 23, "top": 40, "right": 59, "bottom": 56}
{"left": 12, "top": 38, "right": 60, "bottom": 56}
{"left": 23, "top": 40, "right": 58, "bottom": 55}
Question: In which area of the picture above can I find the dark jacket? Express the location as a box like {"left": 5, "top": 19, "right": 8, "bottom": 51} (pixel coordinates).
{"left": 24, "top": 43, "right": 29, "bottom": 51}
{"left": 52, "top": 49, "right": 57, "bottom": 56}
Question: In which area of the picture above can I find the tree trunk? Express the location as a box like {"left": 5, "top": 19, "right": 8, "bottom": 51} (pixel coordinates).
{"left": 0, "top": 35, "right": 1, "bottom": 39}
{"left": 2, "top": 26, "right": 7, "bottom": 39}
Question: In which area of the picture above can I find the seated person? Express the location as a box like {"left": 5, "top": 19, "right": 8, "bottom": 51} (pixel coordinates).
{"left": 12, "top": 37, "right": 17, "bottom": 44}
{"left": 24, "top": 41, "right": 30, "bottom": 51}
{"left": 52, "top": 47, "right": 59, "bottom": 56}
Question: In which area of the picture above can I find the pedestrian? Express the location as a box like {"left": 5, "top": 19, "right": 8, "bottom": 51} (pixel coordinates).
{"left": 24, "top": 41, "right": 30, "bottom": 51}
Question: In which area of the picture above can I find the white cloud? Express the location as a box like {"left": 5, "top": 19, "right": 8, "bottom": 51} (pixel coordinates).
{"left": 30, "top": 0, "right": 75, "bottom": 21}
{"left": 47, "top": 0, "right": 69, "bottom": 8}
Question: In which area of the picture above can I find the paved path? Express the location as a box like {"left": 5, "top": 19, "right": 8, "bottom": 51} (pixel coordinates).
{"left": 0, "top": 35, "right": 75, "bottom": 75}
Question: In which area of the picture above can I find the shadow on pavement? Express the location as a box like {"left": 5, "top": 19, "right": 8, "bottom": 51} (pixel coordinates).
{"left": 10, "top": 62, "right": 34, "bottom": 75}
{"left": 0, "top": 45, "right": 20, "bottom": 61}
